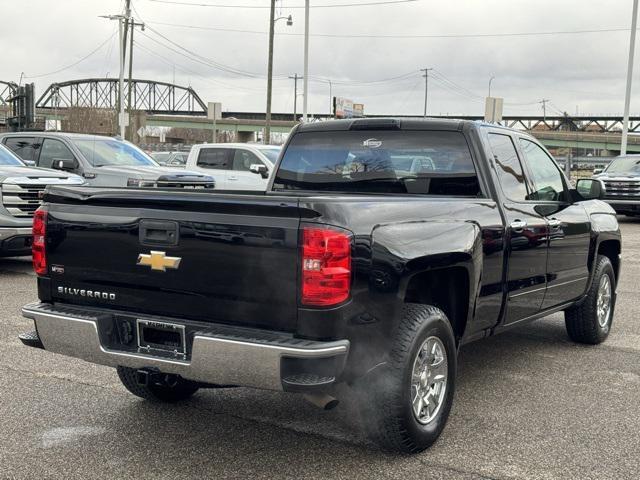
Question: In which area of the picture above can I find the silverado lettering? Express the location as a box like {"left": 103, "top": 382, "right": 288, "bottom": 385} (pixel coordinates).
{"left": 57, "top": 286, "right": 116, "bottom": 300}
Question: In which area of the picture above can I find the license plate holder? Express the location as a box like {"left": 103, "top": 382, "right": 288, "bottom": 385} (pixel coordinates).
{"left": 136, "top": 319, "right": 186, "bottom": 358}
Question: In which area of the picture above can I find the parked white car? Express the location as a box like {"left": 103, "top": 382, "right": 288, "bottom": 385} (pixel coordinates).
{"left": 185, "top": 143, "right": 281, "bottom": 191}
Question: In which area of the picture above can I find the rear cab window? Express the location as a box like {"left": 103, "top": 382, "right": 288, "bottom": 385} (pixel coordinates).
{"left": 273, "top": 130, "right": 481, "bottom": 196}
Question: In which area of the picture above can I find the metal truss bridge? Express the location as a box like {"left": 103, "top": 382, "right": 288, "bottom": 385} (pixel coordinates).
{"left": 0, "top": 81, "right": 17, "bottom": 106}
{"left": 223, "top": 112, "right": 640, "bottom": 134}
{"left": 36, "top": 78, "right": 207, "bottom": 115}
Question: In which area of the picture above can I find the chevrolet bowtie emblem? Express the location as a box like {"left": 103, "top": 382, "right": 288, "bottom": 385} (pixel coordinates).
{"left": 137, "top": 251, "right": 182, "bottom": 272}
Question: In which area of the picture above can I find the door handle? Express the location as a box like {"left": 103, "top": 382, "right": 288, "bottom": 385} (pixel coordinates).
{"left": 510, "top": 220, "right": 527, "bottom": 231}
{"left": 228, "top": 175, "right": 238, "bottom": 181}
{"left": 548, "top": 218, "right": 562, "bottom": 228}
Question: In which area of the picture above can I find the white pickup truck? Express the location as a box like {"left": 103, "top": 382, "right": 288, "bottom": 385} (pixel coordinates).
{"left": 184, "top": 143, "right": 281, "bottom": 191}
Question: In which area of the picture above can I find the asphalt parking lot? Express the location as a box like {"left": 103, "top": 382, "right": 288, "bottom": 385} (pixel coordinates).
{"left": 1, "top": 219, "right": 639, "bottom": 480}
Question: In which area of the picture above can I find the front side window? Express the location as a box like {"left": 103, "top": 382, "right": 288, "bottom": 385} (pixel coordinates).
{"left": 274, "top": 130, "right": 480, "bottom": 196}
{"left": 519, "top": 139, "right": 566, "bottom": 202}
{"left": 38, "top": 139, "right": 76, "bottom": 169}
{"left": 197, "top": 148, "right": 231, "bottom": 169}
{"left": 232, "top": 150, "right": 262, "bottom": 171}
{"left": 488, "top": 133, "right": 529, "bottom": 202}
{"left": 72, "top": 138, "right": 157, "bottom": 167}
{"left": 4, "top": 137, "right": 40, "bottom": 161}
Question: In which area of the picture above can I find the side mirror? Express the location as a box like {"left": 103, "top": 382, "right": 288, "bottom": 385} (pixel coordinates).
{"left": 593, "top": 167, "right": 603, "bottom": 175}
{"left": 575, "top": 178, "right": 606, "bottom": 200}
{"left": 22, "top": 160, "right": 36, "bottom": 167}
{"left": 249, "top": 164, "right": 269, "bottom": 179}
{"left": 53, "top": 158, "right": 78, "bottom": 171}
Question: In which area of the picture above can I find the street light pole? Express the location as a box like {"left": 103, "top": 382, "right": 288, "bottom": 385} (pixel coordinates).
{"left": 622, "top": 0, "right": 639, "bottom": 155}
{"left": 264, "top": 0, "right": 276, "bottom": 145}
{"left": 302, "top": 0, "right": 309, "bottom": 122}
{"left": 488, "top": 75, "right": 495, "bottom": 98}
{"left": 101, "top": 13, "right": 127, "bottom": 139}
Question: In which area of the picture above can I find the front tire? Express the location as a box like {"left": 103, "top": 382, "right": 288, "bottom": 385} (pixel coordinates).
{"left": 355, "top": 304, "right": 457, "bottom": 453}
{"left": 564, "top": 255, "right": 616, "bottom": 344}
{"left": 117, "top": 366, "right": 200, "bottom": 403}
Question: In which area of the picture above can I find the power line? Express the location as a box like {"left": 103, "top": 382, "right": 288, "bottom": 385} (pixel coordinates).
{"left": 146, "top": 0, "right": 420, "bottom": 8}
{"left": 24, "top": 32, "right": 116, "bottom": 79}
{"left": 143, "top": 22, "right": 424, "bottom": 86}
{"left": 134, "top": 40, "right": 280, "bottom": 92}
{"left": 141, "top": 20, "right": 637, "bottom": 39}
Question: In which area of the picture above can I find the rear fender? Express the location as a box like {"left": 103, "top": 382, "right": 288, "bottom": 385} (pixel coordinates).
{"left": 371, "top": 220, "right": 483, "bottom": 335}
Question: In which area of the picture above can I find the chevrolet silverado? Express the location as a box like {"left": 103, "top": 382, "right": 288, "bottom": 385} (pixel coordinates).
{"left": 19, "top": 118, "right": 621, "bottom": 453}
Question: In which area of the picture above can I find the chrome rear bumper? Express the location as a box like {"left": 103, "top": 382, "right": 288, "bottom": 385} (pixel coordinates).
{"left": 22, "top": 302, "right": 349, "bottom": 391}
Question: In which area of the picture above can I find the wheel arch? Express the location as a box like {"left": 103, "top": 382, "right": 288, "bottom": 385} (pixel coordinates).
{"left": 403, "top": 264, "right": 474, "bottom": 345}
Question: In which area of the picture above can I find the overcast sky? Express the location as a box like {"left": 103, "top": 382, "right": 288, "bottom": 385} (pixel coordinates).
{"left": 3, "top": 0, "right": 639, "bottom": 117}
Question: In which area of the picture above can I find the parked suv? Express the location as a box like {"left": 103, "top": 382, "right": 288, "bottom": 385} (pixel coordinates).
{"left": 185, "top": 143, "right": 280, "bottom": 190}
{"left": 0, "top": 133, "right": 214, "bottom": 189}
{"left": 0, "top": 143, "right": 84, "bottom": 256}
{"left": 594, "top": 154, "right": 640, "bottom": 216}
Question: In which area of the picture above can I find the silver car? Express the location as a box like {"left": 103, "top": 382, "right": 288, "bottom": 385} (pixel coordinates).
{"left": 0, "top": 132, "right": 214, "bottom": 189}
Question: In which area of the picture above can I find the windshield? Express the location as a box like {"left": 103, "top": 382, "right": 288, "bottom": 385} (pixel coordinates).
{"left": 257, "top": 147, "right": 281, "bottom": 163}
{"left": 273, "top": 130, "right": 480, "bottom": 196}
{"left": 72, "top": 138, "right": 158, "bottom": 167}
{"left": 0, "top": 144, "right": 25, "bottom": 166}
{"left": 604, "top": 156, "right": 640, "bottom": 174}
{"left": 152, "top": 152, "right": 171, "bottom": 164}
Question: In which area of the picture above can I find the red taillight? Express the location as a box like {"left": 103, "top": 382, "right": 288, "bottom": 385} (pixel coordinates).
{"left": 301, "top": 226, "right": 351, "bottom": 306}
{"left": 32, "top": 208, "right": 47, "bottom": 276}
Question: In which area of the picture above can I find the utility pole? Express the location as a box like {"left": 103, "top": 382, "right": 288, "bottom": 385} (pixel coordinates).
{"left": 302, "top": 0, "right": 309, "bottom": 122}
{"left": 420, "top": 68, "right": 433, "bottom": 118}
{"left": 289, "top": 74, "right": 302, "bottom": 121}
{"left": 118, "top": 17, "right": 126, "bottom": 139}
{"left": 540, "top": 99, "right": 550, "bottom": 124}
{"left": 328, "top": 79, "right": 333, "bottom": 117}
{"left": 622, "top": 0, "right": 639, "bottom": 155}
{"left": 264, "top": 0, "right": 276, "bottom": 144}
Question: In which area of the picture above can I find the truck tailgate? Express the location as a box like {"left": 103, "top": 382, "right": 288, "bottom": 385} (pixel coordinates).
{"left": 44, "top": 188, "right": 301, "bottom": 332}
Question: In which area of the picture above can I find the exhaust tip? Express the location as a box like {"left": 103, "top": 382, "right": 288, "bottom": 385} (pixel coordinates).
{"left": 303, "top": 393, "right": 339, "bottom": 411}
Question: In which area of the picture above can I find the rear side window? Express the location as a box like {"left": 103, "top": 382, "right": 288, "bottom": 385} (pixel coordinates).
{"left": 273, "top": 130, "right": 481, "bottom": 196}
{"left": 4, "top": 137, "right": 40, "bottom": 161}
{"left": 197, "top": 148, "right": 231, "bottom": 169}
{"left": 519, "top": 139, "right": 566, "bottom": 202}
{"left": 488, "top": 133, "right": 528, "bottom": 202}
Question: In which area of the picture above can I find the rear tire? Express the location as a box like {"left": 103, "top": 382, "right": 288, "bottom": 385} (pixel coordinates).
{"left": 564, "top": 255, "right": 616, "bottom": 345}
{"left": 117, "top": 366, "right": 200, "bottom": 403}
{"left": 354, "top": 304, "right": 457, "bottom": 453}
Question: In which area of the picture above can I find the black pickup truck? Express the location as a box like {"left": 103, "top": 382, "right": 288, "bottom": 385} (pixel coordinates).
{"left": 20, "top": 119, "right": 621, "bottom": 453}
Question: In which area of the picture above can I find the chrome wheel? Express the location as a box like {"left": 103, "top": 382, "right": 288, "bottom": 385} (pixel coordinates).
{"left": 411, "top": 336, "right": 448, "bottom": 425}
{"left": 597, "top": 274, "right": 612, "bottom": 328}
